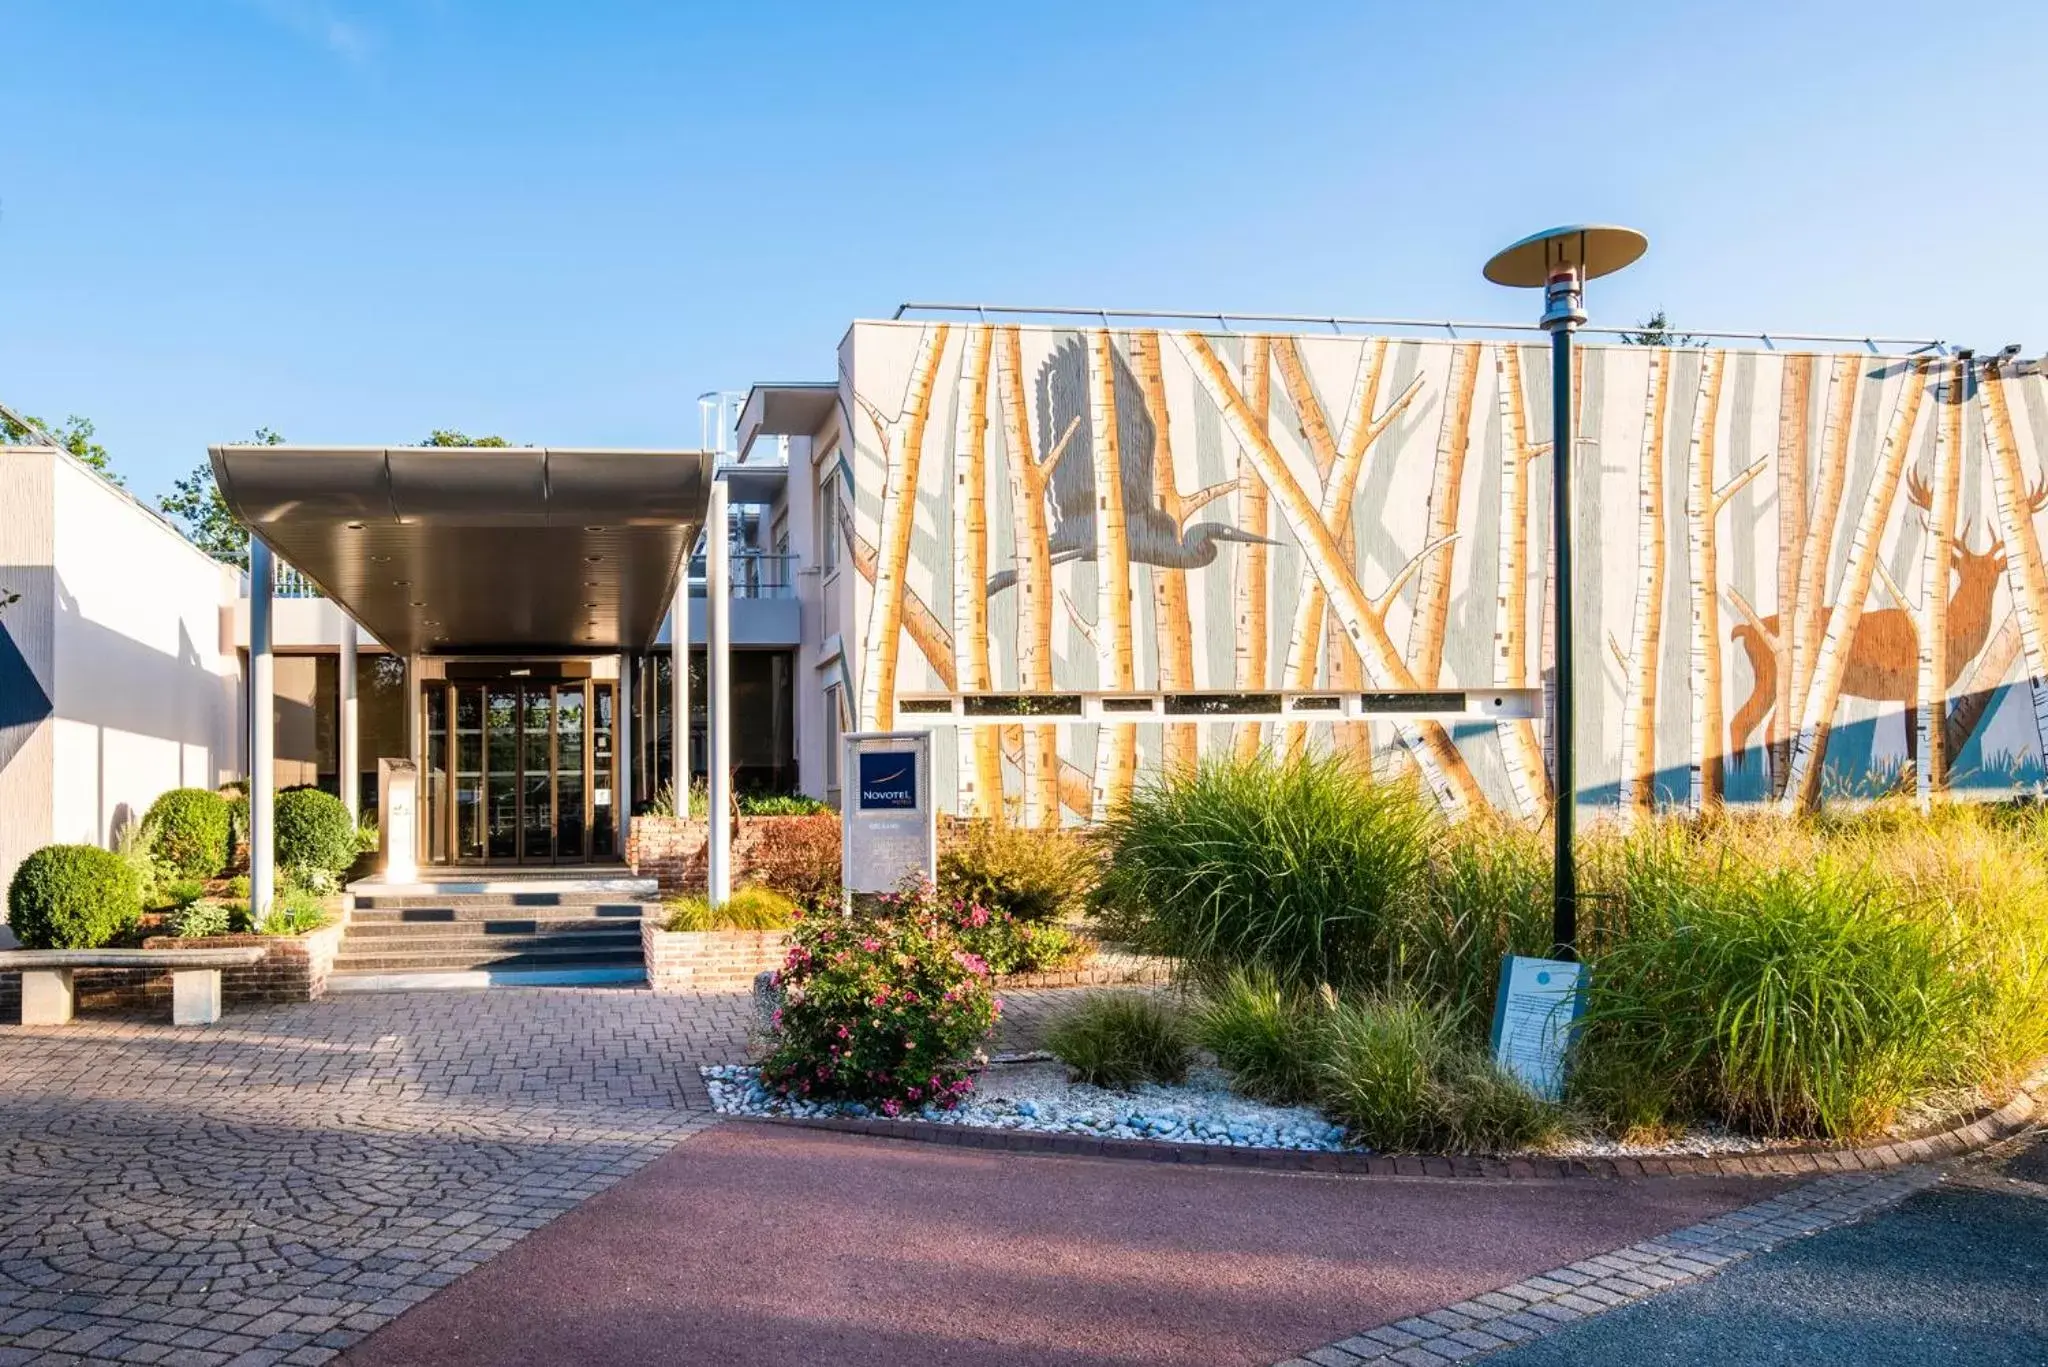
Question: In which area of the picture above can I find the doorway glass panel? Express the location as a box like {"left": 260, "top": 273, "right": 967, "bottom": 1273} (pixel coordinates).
{"left": 422, "top": 671, "right": 615, "bottom": 866}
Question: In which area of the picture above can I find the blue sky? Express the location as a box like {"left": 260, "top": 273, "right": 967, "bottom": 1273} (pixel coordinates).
{"left": 3, "top": 0, "right": 2044, "bottom": 500}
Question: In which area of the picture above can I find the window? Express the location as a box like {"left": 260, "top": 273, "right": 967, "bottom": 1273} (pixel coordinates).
{"left": 818, "top": 460, "right": 840, "bottom": 573}
{"left": 823, "top": 684, "right": 843, "bottom": 798}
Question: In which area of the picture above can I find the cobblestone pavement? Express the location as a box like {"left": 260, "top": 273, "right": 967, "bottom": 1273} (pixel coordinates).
{"left": 0, "top": 984, "right": 1115, "bottom": 1366}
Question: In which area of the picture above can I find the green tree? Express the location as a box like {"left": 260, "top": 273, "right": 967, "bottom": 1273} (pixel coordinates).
{"left": 1, "top": 411, "right": 121, "bottom": 484}
{"left": 158, "top": 427, "right": 282, "bottom": 568}
{"left": 421, "top": 430, "right": 511, "bottom": 447}
{"left": 1620, "top": 310, "right": 1706, "bottom": 348}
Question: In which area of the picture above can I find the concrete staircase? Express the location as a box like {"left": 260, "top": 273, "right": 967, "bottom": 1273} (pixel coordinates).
{"left": 331, "top": 874, "right": 661, "bottom": 989}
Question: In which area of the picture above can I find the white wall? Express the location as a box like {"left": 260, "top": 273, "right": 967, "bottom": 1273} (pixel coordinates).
{"left": 0, "top": 448, "right": 58, "bottom": 899}
{"left": 42, "top": 455, "right": 242, "bottom": 856}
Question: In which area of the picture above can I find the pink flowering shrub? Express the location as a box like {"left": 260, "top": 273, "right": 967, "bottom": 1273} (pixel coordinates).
{"left": 759, "top": 881, "right": 1000, "bottom": 1110}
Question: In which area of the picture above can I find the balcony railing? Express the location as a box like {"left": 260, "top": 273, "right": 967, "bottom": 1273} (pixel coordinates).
{"left": 274, "top": 563, "right": 324, "bottom": 599}
{"left": 689, "top": 550, "right": 796, "bottom": 600}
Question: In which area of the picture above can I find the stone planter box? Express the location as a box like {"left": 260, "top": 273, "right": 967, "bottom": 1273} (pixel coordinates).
{"left": 2, "top": 905, "right": 348, "bottom": 1023}
{"left": 627, "top": 814, "right": 839, "bottom": 895}
{"left": 642, "top": 922, "right": 790, "bottom": 994}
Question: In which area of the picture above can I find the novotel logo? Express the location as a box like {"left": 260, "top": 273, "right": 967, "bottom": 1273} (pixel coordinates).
{"left": 857, "top": 752, "right": 918, "bottom": 810}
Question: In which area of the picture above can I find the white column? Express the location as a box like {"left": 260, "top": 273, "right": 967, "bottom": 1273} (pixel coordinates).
{"left": 248, "top": 540, "right": 276, "bottom": 920}
{"left": 338, "top": 619, "right": 359, "bottom": 821}
{"left": 670, "top": 576, "right": 690, "bottom": 803}
{"left": 708, "top": 478, "right": 733, "bottom": 903}
{"left": 404, "top": 653, "right": 422, "bottom": 863}
{"left": 618, "top": 652, "right": 635, "bottom": 847}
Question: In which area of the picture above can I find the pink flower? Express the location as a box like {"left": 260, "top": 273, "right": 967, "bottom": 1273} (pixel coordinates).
{"left": 861, "top": 937, "right": 881, "bottom": 952}
{"left": 968, "top": 907, "right": 990, "bottom": 928}
{"left": 881, "top": 1098, "right": 902, "bottom": 1117}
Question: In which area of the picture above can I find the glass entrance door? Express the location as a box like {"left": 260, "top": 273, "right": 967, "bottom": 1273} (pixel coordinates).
{"left": 423, "top": 673, "right": 616, "bottom": 866}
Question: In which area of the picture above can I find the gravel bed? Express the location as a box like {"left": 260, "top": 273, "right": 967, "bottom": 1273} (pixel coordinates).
{"left": 702, "top": 1060, "right": 1361, "bottom": 1152}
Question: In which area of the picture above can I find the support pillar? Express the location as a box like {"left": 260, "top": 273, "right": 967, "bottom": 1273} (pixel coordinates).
{"left": 671, "top": 574, "right": 690, "bottom": 805}
{"left": 338, "top": 619, "right": 359, "bottom": 821}
{"left": 619, "top": 652, "right": 635, "bottom": 846}
{"left": 248, "top": 540, "right": 276, "bottom": 921}
{"left": 707, "top": 478, "right": 733, "bottom": 904}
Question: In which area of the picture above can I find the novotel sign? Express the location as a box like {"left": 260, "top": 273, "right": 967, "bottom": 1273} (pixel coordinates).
{"left": 841, "top": 731, "right": 936, "bottom": 896}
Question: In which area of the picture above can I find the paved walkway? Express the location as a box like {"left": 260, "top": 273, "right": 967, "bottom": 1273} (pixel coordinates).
{"left": 0, "top": 983, "right": 1133, "bottom": 1365}
{"left": 336, "top": 1123, "right": 1779, "bottom": 1367}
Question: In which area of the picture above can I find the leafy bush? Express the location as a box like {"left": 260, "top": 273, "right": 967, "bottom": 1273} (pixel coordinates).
{"left": 1094, "top": 753, "right": 1435, "bottom": 989}
{"left": 115, "top": 821, "right": 169, "bottom": 911}
{"left": 742, "top": 792, "right": 830, "bottom": 816}
{"left": 142, "top": 788, "right": 232, "bottom": 878}
{"left": 226, "top": 874, "right": 251, "bottom": 899}
{"left": 284, "top": 865, "right": 340, "bottom": 897}
{"left": 954, "top": 904, "right": 1090, "bottom": 976}
{"left": 171, "top": 900, "right": 234, "bottom": 939}
{"left": 1317, "top": 996, "right": 1558, "bottom": 1152}
{"left": 274, "top": 788, "right": 357, "bottom": 873}
{"left": 663, "top": 885, "right": 800, "bottom": 932}
{"left": 1046, "top": 993, "right": 1190, "bottom": 1088}
{"left": 1191, "top": 969, "right": 1331, "bottom": 1104}
{"left": 6, "top": 844, "right": 143, "bottom": 949}
{"left": 354, "top": 818, "right": 380, "bottom": 855}
{"left": 939, "top": 820, "right": 1098, "bottom": 924}
{"left": 253, "top": 887, "right": 330, "bottom": 936}
{"left": 745, "top": 812, "right": 842, "bottom": 911}
{"left": 759, "top": 883, "right": 997, "bottom": 1112}
{"left": 162, "top": 878, "right": 206, "bottom": 909}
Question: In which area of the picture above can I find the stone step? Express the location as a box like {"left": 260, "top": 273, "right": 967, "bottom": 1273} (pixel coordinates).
{"left": 327, "top": 965, "right": 647, "bottom": 991}
{"left": 349, "top": 902, "right": 656, "bottom": 924}
{"left": 353, "top": 891, "right": 660, "bottom": 911}
{"left": 329, "top": 943, "right": 646, "bottom": 973}
{"left": 337, "top": 927, "right": 639, "bottom": 957}
{"left": 343, "top": 917, "right": 648, "bottom": 940}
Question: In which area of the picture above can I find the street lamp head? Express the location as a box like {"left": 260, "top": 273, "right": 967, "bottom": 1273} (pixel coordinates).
{"left": 1482, "top": 224, "right": 1649, "bottom": 288}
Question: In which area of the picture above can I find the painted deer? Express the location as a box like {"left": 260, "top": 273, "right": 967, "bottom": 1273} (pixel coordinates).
{"left": 1728, "top": 466, "right": 2032, "bottom": 769}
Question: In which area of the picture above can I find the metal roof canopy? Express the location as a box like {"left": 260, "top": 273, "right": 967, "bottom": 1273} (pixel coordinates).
{"left": 210, "top": 445, "right": 715, "bottom": 655}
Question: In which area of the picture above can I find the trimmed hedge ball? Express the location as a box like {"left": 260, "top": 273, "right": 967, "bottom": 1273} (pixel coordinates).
{"left": 143, "top": 787, "right": 233, "bottom": 878}
{"left": 6, "top": 844, "right": 143, "bottom": 949}
{"left": 274, "top": 788, "right": 358, "bottom": 874}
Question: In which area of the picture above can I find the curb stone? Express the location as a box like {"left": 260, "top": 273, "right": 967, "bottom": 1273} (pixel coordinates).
{"left": 750, "top": 1063, "right": 2045, "bottom": 1181}
{"left": 1270, "top": 1162, "right": 1947, "bottom": 1366}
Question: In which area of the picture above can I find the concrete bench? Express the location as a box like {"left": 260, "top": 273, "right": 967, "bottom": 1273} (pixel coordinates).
{"left": 0, "top": 947, "right": 268, "bottom": 1026}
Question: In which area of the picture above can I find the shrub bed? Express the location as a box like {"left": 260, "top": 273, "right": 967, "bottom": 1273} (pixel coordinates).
{"left": 759, "top": 883, "right": 998, "bottom": 1113}
{"left": 142, "top": 788, "right": 232, "bottom": 878}
{"left": 6, "top": 845, "right": 143, "bottom": 949}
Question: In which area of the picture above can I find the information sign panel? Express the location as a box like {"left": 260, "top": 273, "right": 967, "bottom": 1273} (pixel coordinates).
{"left": 1489, "top": 955, "right": 1587, "bottom": 1102}
{"left": 842, "top": 731, "right": 935, "bottom": 895}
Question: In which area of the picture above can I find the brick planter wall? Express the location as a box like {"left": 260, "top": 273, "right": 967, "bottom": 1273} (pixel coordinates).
{"left": 642, "top": 922, "right": 789, "bottom": 993}
{"left": 627, "top": 814, "right": 840, "bottom": 895}
{"left": 1, "top": 910, "right": 348, "bottom": 1023}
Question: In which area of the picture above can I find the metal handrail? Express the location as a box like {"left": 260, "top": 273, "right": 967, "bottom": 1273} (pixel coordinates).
{"left": 689, "top": 550, "right": 796, "bottom": 600}
{"left": 274, "top": 563, "right": 324, "bottom": 599}
{"left": 890, "top": 302, "right": 1950, "bottom": 355}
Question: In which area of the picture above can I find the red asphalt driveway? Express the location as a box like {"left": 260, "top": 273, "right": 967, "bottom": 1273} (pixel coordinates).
{"left": 342, "top": 1122, "right": 1782, "bottom": 1366}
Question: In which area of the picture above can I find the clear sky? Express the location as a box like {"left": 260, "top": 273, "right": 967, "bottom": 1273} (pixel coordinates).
{"left": 4, "top": 0, "right": 2045, "bottom": 501}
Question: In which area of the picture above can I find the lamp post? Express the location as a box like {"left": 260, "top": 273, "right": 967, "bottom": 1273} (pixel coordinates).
{"left": 1483, "top": 224, "right": 1648, "bottom": 959}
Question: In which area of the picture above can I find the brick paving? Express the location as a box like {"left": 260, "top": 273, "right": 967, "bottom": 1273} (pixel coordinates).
{"left": 0, "top": 983, "right": 1113, "bottom": 1366}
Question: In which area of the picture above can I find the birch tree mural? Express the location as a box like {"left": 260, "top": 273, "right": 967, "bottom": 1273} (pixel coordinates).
{"left": 1617, "top": 348, "right": 1671, "bottom": 815}
{"left": 996, "top": 325, "right": 1074, "bottom": 824}
{"left": 1493, "top": 343, "right": 1549, "bottom": 819}
{"left": 950, "top": 325, "right": 1004, "bottom": 817}
{"left": 1684, "top": 351, "right": 1769, "bottom": 810}
{"left": 1916, "top": 360, "right": 1965, "bottom": 806}
{"left": 848, "top": 323, "right": 2048, "bottom": 826}
{"left": 1979, "top": 362, "right": 2048, "bottom": 767}
{"left": 856, "top": 323, "right": 950, "bottom": 732}
{"left": 1779, "top": 360, "right": 1930, "bottom": 812}
{"left": 1233, "top": 336, "right": 1272, "bottom": 761}
{"left": 1088, "top": 329, "right": 1138, "bottom": 815}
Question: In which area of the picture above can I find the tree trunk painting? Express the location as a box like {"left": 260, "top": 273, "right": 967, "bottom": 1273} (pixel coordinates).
{"left": 1683, "top": 351, "right": 1767, "bottom": 811}
{"left": 1917, "top": 361, "right": 1965, "bottom": 808}
{"left": 997, "top": 728, "right": 1095, "bottom": 822}
{"left": 1780, "top": 360, "right": 1931, "bottom": 812}
{"left": 997, "top": 324, "right": 1066, "bottom": 824}
{"left": 1618, "top": 348, "right": 1672, "bottom": 816}
{"left": 1407, "top": 341, "right": 1482, "bottom": 688}
{"left": 1769, "top": 354, "right": 1814, "bottom": 794}
{"left": 949, "top": 324, "right": 1004, "bottom": 817}
{"left": 846, "top": 507, "right": 956, "bottom": 691}
{"left": 1273, "top": 337, "right": 1423, "bottom": 760}
{"left": 856, "top": 323, "right": 950, "bottom": 732}
{"left": 1233, "top": 336, "right": 1272, "bottom": 761}
{"left": 1493, "top": 343, "right": 1549, "bottom": 820}
{"left": 1131, "top": 330, "right": 1200, "bottom": 775}
{"left": 1175, "top": 332, "right": 1486, "bottom": 816}
{"left": 1946, "top": 610, "right": 2019, "bottom": 762}
{"left": 1789, "top": 356, "right": 1860, "bottom": 745}
{"left": 1978, "top": 362, "right": 2048, "bottom": 768}
{"left": 1088, "top": 329, "right": 1138, "bottom": 817}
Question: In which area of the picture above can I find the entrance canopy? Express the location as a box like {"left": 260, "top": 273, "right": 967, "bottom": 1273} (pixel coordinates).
{"left": 210, "top": 444, "right": 715, "bottom": 654}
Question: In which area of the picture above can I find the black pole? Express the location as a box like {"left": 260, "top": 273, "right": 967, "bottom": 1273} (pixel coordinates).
{"left": 1547, "top": 293, "right": 1578, "bottom": 960}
